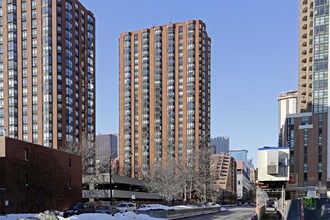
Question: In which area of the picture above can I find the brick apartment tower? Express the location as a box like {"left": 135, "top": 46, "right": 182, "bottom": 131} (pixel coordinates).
{"left": 0, "top": 0, "right": 96, "bottom": 149}
{"left": 119, "top": 20, "right": 211, "bottom": 177}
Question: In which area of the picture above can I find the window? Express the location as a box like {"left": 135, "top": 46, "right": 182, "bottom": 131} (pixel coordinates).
{"left": 69, "top": 158, "right": 72, "bottom": 168}
{"left": 68, "top": 178, "right": 72, "bottom": 189}
{"left": 24, "top": 148, "right": 28, "bottom": 161}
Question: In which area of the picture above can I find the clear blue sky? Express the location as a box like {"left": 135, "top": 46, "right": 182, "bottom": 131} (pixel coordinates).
{"left": 80, "top": 0, "right": 299, "bottom": 165}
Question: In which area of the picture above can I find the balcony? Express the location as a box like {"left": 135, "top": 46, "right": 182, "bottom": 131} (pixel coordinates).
{"left": 301, "top": 82, "right": 306, "bottom": 87}
{"left": 302, "top": 15, "right": 308, "bottom": 21}
{"left": 302, "top": 6, "right": 308, "bottom": 13}
{"left": 301, "top": 41, "right": 307, "bottom": 47}
{"left": 301, "top": 91, "right": 306, "bottom": 95}
{"left": 301, "top": 49, "right": 307, "bottom": 55}
{"left": 301, "top": 65, "right": 307, "bottom": 71}
{"left": 301, "top": 32, "right": 307, "bottom": 38}
{"left": 302, "top": 22, "right": 308, "bottom": 29}
{"left": 301, "top": 74, "right": 307, "bottom": 79}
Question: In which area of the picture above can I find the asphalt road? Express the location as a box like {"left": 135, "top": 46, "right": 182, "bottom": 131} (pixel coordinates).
{"left": 178, "top": 207, "right": 256, "bottom": 220}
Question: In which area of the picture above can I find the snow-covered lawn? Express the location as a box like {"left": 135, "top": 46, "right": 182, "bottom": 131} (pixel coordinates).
{"left": 0, "top": 204, "right": 225, "bottom": 220}
{"left": 0, "top": 212, "right": 163, "bottom": 220}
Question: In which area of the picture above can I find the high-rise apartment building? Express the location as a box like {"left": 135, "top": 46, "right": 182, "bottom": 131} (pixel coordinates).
{"left": 0, "top": 0, "right": 95, "bottom": 149}
{"left": 283, "top": 0, "right": 330, "bottom": 187}
{"left": 119, "top": 20, "right": 211, "bottom": 177}
{"left": 278, "top": 90, "right": 298, "bottom": 146}
{"left": 298, "top": 0, "right": 314, "bottom": 111}
{"left": 211, "top": 136, "right": 229, "bottom": 154}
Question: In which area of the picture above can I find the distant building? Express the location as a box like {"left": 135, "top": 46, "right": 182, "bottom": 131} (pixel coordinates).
{"left": 236, "top": 160, "right": 251, "bottom": 201}
{"left": 229, "top": 149, "right": 248, "bottom": 164}
{"left": 0, "top": 137, "right": 82, "bottom": 214}
{"left": 96, "top": 134, "right": 118, "bottom": 161}
{"left": 211, "top": 154, "right": 236, "bottom": 196}
{"left": 247, "top": 158, "right": 254, "bottom": 168}
{"left": 249, "top": 167, "right": 256, "bottom": 184}
{"left": 278, "top": 91, "right": 298, "bottom": 146}
{"left": 211, "top": 136, "right": 229, "bottom": 154}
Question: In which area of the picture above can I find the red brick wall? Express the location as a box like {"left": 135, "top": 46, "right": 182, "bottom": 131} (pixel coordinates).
{"left": 0, "top": 137, "right": 82, "bottom": 213}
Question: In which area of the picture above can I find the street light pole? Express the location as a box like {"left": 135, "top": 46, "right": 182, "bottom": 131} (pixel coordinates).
{"left": 109, "top": 154, "right": 114, "bottom": 208}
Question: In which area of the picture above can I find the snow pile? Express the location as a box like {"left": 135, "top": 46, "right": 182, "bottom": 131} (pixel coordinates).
{"left": 61, "top": 212, "right": 162, "bottom": 220}
{"left": 138, "top": 204, "right": 221, "bottom": 211}
{"left": 138, "top": 204, "right": 194, "bottom": 211}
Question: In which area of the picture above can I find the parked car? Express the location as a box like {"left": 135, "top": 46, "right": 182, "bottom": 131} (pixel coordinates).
{"left": 63, "top": 203, "right": 96, "bottom": 218}
{"left": 116, "top": 202, "right": 137, "bottom": 212}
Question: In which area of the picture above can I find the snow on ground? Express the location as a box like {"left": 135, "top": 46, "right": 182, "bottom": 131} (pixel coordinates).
{"left": 0, "top": 212, "right": 163, "bottom": 220}
{"left": 0, "top": 214, "right": 35, "bottom": 220}
{"left": 138, "top": 204, "right": 221, "bottom": 211}
{"left": 0, "top": 204, "right": 224, "bottom": 220}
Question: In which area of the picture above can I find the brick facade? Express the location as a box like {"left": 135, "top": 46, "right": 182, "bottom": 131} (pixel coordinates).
{"left": 0, "top": 136, "right": 82, "bottom": 214}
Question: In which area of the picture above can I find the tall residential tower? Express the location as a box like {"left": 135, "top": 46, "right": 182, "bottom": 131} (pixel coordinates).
{"left": 284, "top": 0, "right": 330, "bottom": 187}
{"left": 119, "top": 20, "right": 211, "bottom": 177}
{"left": 0, "top": 0, "right": 96, "bottom": 148}
{"left": 298, "top": 0, "right": 314, "bottom": 111}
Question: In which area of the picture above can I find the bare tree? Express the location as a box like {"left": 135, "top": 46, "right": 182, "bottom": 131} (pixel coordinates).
{"left": 65, "top": 133, "right": 96, "bottom": 176}
{"left": 143, "top": 154, "right": 183, "bottom": 204}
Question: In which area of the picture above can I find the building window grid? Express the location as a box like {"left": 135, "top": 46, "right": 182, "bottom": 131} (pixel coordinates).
{"left": 167, "top": 28, "right": 175, "bottom": 155}
{"left": 7, "top": 0, "right": 18, "bottom": 137}
{"left": 313, "top": 3, "right": 330, "bottom": 113}
{"left": 153, "top": 30, "right": 162, "bottom": 161}
{"left": 187, "top": 24, "right": 195, "bottom": 154}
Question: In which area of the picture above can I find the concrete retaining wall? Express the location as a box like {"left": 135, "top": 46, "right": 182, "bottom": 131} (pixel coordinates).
{"left": 138, "top": 206, "right": 220, "bottom": 219}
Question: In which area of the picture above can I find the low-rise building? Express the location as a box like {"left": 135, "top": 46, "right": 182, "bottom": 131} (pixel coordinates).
{"left": 210, "top": 154, "right": 237, "bottom": 203}
{"left": 236, "top": 160, "right": 252, "bottom": 202}
{"left": 0, "top": 136, "right": 82, "bottom": 214}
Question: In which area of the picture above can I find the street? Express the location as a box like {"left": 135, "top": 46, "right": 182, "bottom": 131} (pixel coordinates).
{"left": 179, "top": 207, "right": 255, "bottom": 220}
